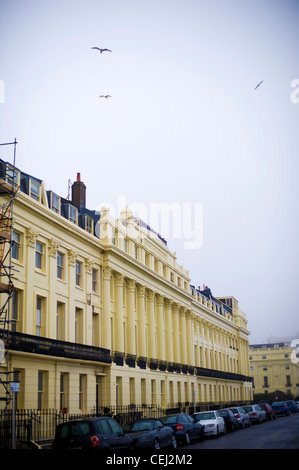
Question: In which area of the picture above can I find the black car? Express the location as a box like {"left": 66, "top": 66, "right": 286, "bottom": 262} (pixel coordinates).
{"left": 159, "top": 413, "right": 204, "bottom": 444}
{"left": 123, "top": 418, "right": 177, "bottom": 449}
{"left": 217, "top": 409, "right": 239, "bottom": 432}
{"left": 53, "top": 417, "right": 133, "bottom": 450}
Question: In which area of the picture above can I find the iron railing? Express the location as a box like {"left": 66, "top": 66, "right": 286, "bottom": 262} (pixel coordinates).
{"left": 0, "top": 401, "right": 251, "bottom": 449}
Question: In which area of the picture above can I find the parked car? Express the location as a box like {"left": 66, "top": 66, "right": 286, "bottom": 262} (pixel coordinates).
{"left": 53, "top": 417, "right": 133, "bottom": 450}
{"left": 159, "top": 413, "right": 204, "bottom": 444}
{"left": 272, "top": 401, "right": 292, "bottom": 416}
{"left": 228, "top": 406, "right": 251, "bottom": 428}
{"left": 123, "top": 418, "right": 177, "bottom": 449}
{"left": 193, "top": 410, "right": 226, "bottom": 437}
{"left": 294, "top": 401, "right": 299, "bottom": 411}
{"left": 242, "top": 405, "right": 267, "bottom": 424}
{"left": 217, "top": 409, "right": 239, "bottom": 432}
{"left": 258, "top": 403, "right": 276, "bottom": 420}
{"left": 285, "top": 400, "right": 298, "bottom": 413}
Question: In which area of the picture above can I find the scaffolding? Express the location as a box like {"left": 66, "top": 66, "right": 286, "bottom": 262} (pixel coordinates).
{"left": 0, "top": 139, "right": 19, "bottom": 411}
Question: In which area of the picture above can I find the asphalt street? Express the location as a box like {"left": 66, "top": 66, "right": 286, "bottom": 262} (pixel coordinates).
{"left": 181, "top": 412, "right": 299, "bottom": 449}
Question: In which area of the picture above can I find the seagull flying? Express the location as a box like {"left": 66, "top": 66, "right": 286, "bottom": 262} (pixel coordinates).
{"left": 92, "top": 47, "right": 112, "bottom": 53}
{"left": 255, "top": 80, "right": 264, "bottom": 90}
{"left": 99, "top": 95, "right": 112, "bottom": 99}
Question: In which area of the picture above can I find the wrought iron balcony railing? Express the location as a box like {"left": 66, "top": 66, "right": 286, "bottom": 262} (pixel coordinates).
{"left": 1, "top": 330, "right": 112, "bottom": 364}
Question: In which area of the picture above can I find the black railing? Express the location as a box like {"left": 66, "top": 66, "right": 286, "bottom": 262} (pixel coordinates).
{"left": 3, "top": 330, "right": 112, "bottom": 364}
{"left": 0, "top": 401, "right": 252, "bottom": 448}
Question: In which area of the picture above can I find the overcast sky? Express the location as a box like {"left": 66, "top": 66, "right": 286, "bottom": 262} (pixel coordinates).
{"left": 1, "top": 0, "right": 298, "bottom": 344}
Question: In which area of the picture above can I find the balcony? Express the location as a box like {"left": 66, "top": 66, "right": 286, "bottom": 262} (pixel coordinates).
{"left": 195, "top": 366, "right": 253, "bottom": 383}
{"left": 3, "top": 330, "right": 112, "bottom": 364}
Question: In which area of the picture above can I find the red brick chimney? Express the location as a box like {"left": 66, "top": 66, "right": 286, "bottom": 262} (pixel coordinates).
{"left": 72, "top": 173, "right": 86, "bottom": 210}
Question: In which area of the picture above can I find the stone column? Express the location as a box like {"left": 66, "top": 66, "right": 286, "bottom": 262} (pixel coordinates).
{"left": 156, "top": 294, "right": 165, "bottom": 362}
{"left": 199, "top": 320, "right": 204, "bottom": 367}
{"left": 85, "top": 258, "right": 94, "bottom": 345}
{"left": 102, "top": 266, "right": 112, "bottom": 350}
{"left": 48, "top": 239, "right": 60, "bottom": 339}
{"left": 126, "top": 278, "right": 135, "bottom": 356}
{"left": 172, "top": 303, "right": 180, "bottom": 365}
{"left": 186, "top": 310, "right": 194, "bottom": 366}
{"left": 136, "top": 284, "right": 147, "bottom": 359}
{"left": 180, "top": 307, "right": 187, "bottom": 366}
{"left": 25, "top": 228, "right": 39, "bottom": 335}
{"left": 68, "top": 248, "right": 78, "bottom": 342}
{"left": 164, "top": 299, "right": 173, "bottom": 364}
{"left": 114, "top": 272, "right": 124, "bottom": 353}
{"left": 146, "top": 289, "right": 156, "bottom": 360}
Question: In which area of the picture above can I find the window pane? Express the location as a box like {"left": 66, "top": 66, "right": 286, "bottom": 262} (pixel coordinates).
{"left": 76, "top": 261, "right": 81, "bottom": 286}
{"left": 31, "top": 180, "right": 40, "bottom": 200}
{"left": 36, "top": 297, "right": 42, "bottom": 336}
{"left": 57, "top": 252, "right": 63, "bottom": 279}
{"left": 35, "top": 242, "right": 43, "bottom": 269}
{"left": 12, "top": 231, "right": 20, "bottom": 260}
{"left": 51, "top": 193, "right": 60, "bottom": 213}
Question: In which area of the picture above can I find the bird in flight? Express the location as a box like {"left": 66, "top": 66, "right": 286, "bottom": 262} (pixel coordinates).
{"left": 255, "top": 80, "right": 264, "bottom": 90}
{"left": 92, "top": 47, "right": 112, "bottom": 53}
{"left": 99, "top": 95, "right": 112, "bottom": 99}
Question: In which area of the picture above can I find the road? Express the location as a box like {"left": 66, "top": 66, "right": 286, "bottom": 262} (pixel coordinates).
{"left": 181, "top": 412, "right": 299, "bottom": 449}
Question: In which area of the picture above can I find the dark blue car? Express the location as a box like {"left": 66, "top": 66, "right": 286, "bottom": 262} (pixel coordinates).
{"left": 271, "top": 401, "right": 291, "bottom": 416}
{"left": 53, "top": 417, "right": 133, "bottom": 449}
{"left": 285, "top": 400, "right": 298, "bottom": 413}
{"left": 159, "top": 413, "right": 204, "bottom": 445}
{"left": 123, "top": 418, "right": 177, "bottom": 449}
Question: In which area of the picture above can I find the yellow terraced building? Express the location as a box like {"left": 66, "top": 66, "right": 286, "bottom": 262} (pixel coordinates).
{"left": 249, "top": 343, "right": 299, "bottom": 399}
{"left": 0, "top": 159, "right": 252, "bottom": 413}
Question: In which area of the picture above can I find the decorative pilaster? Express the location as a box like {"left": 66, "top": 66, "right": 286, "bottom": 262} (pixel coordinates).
{"left": 146, "top": 289, "right": 156, "bottom": 366}
{"left": 164, "top": 298, "right": 173, "bottom": 365}
{"left": 102, "top": 266, "right": 112, "bottom": 350}
{"left": 125, "top": 278, "right": 136, "bottom": 364}
{"left": 136, "top": 284, "right": 147, "bottom": 362}
{"left": 172, "top": 303, "right": 180, "bottom": 367}
{"left": 156, "top": 294, "right": 165, "bottom": 365}
{"left": 114, "top": 272, "right": 124, "bottom": 357}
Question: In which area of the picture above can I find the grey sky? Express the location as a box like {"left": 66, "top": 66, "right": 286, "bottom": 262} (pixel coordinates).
{"left": 0, "top": 0, "right": 298, "bottom": 344}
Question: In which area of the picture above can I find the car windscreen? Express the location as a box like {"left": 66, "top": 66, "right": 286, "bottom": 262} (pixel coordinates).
{"left": 124, "top": 420, "right": 154, "bottom": 432}
{"left": 160, "top": 416, "right": 177, "bottom": 424}
{"left": 57, "top": 421, "right": 92, "bottom": 438}
{"left": 195, "top": 412, "right": 215, "bottom": 420}
{"left": 242, "top": 406, "right": 252, "bottom": 412}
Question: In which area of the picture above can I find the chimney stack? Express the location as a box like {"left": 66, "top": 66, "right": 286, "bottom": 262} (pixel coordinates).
{"left": 72, "top": 172, "right": 86, "bottom": 210}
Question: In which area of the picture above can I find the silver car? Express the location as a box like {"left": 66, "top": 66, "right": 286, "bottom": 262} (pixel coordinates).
{"left": 228, "top": 407, "right": 250, "bottom": 428}
{"left": 242, "top": 404, "right": 267, "bottom": 424}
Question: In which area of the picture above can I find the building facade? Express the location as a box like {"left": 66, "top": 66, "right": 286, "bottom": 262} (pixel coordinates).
{"left": 249, "top": 343, "right": 299, "bottom": 399}
{"left": 0, "top": 159, "right": 252, "bottom": 413}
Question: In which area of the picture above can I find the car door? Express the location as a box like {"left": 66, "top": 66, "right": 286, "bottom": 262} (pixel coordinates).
{"left": 108, "top": 418, "right": 130, "bottom": 449}
{"left": 215, "top": 411, "right": 224, "bottom": 432}
{"left": 96, "top": 418, "right": 117, "bottom": 448}
{"left": 185, "top": 414, "right": 198, "bottom": 438}
{"left": 156, "top": 420, "right": 170, "bottom": 447}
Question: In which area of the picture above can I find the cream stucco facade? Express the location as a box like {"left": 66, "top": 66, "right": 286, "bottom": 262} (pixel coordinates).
{"left": 249, "top": 343, "right": 299, "bottom": 398}
{"left": 0, "top": 160, "right": 252, "bottom": 413}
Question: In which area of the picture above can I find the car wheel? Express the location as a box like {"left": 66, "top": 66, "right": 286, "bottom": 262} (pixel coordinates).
{"left": 154, "top": 439, "right": 160, "bottom": 450}
{"left": 185, "top": 432, "right": 191, "bottom": 445}
{"left": 171, "top": 435, "right": 177, "bottom": 449}
{"left": 222, "top": 425, "right": 226, "bottom": 435}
